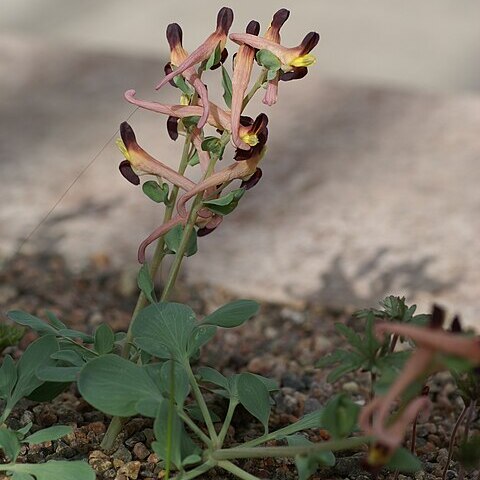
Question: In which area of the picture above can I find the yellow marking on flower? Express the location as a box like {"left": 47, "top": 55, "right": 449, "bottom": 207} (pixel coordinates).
{"left": 115, "top": 138, "right": 130, "bottom": 160}
{"left": 241, "top": 133, "right": 259, "bottom": 147}
{"left": 367, "top": 446, "right": 390, "bottom": 468}
{"left": 180, "top": 94, "right": 190, "bottom": 106}
{"left": 290, "top": 54, "right": 316, "bottom": 67}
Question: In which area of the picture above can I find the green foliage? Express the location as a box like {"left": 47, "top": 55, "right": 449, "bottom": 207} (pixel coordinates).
{"left": 385, "top": 447, "right": 422, "bottom": 473}
{"left": 142, "top": 181, "right": 169, "bottom": 204}
{"left": 221, "top": 66, "right": 233, "bottom": 108}
{"left": 0, "top": 427, "right": 20, "bottom": 461}
{"left": 202, "top": 299, "right": 260, "bottom": 328}
{"left": 0, "top": 325, "right": 25, "bottom": 353}
{"left": 23, "top": 426, "right": 72, "bottom": 445}
{"left": 4, "top": 461, "right": 95, "bottom": 480}
{"left": 201, "top": 136, "right": 223, "bottom": 156}
{"left": 164, "top": 225, "right": 198, "bottom": 257}
{"left": 137, "top": 263, "right": 157, "bottom": 304}
{"left": 94, "top": 323, "right": 115, "bottom": 355}
{"left": 205, "top": 42, "right": 222, "bottom": 70}
{"left": 321, "top": 394, "right": 359, "bottom": 439}
{"left": 355, "top": 295, "right": 430, "bottom": 326}
{"left": 237, "top": 373, "right": 271, "bottom": 433}
{"left": 256, "top": 49, "right": 282, "bottom": 81}
{"left": 203, "top": 188, "right": 245, "bottom": 216}
{"left": 287, "top": 434, "right": 335, "bottom": 479}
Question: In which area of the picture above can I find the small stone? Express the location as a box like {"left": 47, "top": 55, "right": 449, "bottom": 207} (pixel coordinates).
{"left": 281, "top": 372, "right": 306, "bottom": 390}
{"left": 87, "top": 421, "right": 107, "bottom": 435}
{"left": 132, "top": 442, "right": 149, "bottom": 460}
{"left": 0, "top": 285, "right": 18, "bottom": 303}
{"left": 147, "top": 453, "right": 159, "bottom": 464}
{"left": 342, "top": 381, "right": 360, "bottom": 394}
{"left": 103, "top": 469, "right": 117, "bottom": 479}
{"left": 112, "top": 445, "right": 132, "bottom": 463}
{"left": 113, "top": 459, "right": 125, "bottom": 469}
{"left": 20, "top": 410, "right": 35, "bottom": 427}
{"left": 117, "top": 461, "right": 141, "bottom": 480}
{"left": 280, "top": 307, "right": 305, "bottom": 324}
{"left": 89, "top": 450, "right": 112, "bottom": 474}
{"left": 303, "top": 397, "right": 322, "bottom": 414}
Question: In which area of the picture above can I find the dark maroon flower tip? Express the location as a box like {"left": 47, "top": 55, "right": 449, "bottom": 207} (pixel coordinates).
{"left": 119, "top": 160, "right": 140, "bottom": 186}
{"left": 210, "top": 48, "right": 229, "bottom": 70}
{"left": 280, "top": 66, "right": 308, "bottom": 82}
{"left": 166, "top": 23, "right": 183, "bottom": 49}
{"left": 450, "top": 315, "right": 463, "bottom": 333}
{"left": 240, "top": 115, "right": 254, "bottom": 127}
{"left": 240, "top": 168, "right": 262, "bottom": 190}
{"left": 216, "top": 7, "right": 234, "bottom": 34}
{"left": 120, "top": 122, "right": 137, "bottom": 150}
{"left": 271, "top": 8, "right": 290, "bottom": 29}
{"left": 252, "top": 113, "right": 269, "bottom": 134}
{"left": 300, "top": 31, "right": 320, "bottom": 55}
{"left": 167, "top": 116, "right": 179, "bottom": 141}
{"left": 246, "top": 20, "right": 260, "bottom": 36}
{"left": 430, "top": 304, "right": 445, "bottom": 329}
{"left": 421, "top": 385, "right": 430, "bottom": 396}
{"left": 197, "top": 225, "right": 218, "bottom": 237}
{"left": 164, "top": 62, "right": 177, "bottom": 87}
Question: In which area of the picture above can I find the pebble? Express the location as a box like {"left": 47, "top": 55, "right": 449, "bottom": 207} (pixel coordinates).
{"left": 132, "top": 442, "right": 149, "bottom": 460}
{"left": 0, "top": 285, "right": 18, "bottom": 303}
{"left": 112, "top": 444, "right": 133, "bottom": 463}
{"left": 342, "top": 381, "right": 360, "bottom": 394}
{"left": 117, "top": 461, "right": 141, "bottom": 480}
{"left": 89, "top": 450, "right": 112, "bottom": 474}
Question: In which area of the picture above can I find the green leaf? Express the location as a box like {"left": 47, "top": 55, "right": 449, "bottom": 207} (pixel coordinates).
{"left": 203, "top": 188, "right": 246, "bottom": 216}
{"left": 256, "top": 49, "right": 281, "bottom": 71}
{"left": 7, "top": 311, "right": 57, "bottom": 336}
{"left": 78, "top": 354, "right": 162, "bottom": 416}
{"left": 36, "top": 365, "right": 80, "bottom": 382}
{"left": 267, "top": 68, "right": 279, "bottom": 81}
{"left": 201, "top": 136, "right": 222, "bottom": 156}
{"left": 45, "top": 311, "right": 67, "bottom": 330}
{"left": 0, "top": 354, "right": 17, "bottom": 400}
{"left": 181, "top": 116, "right": 200, "bottom": 130}
{"left": 50, "top": 350, "right": 85, "bottom": 367}
{"left": 160, "top": 361, "right": 190, "bottom": 406}
{"left": 321, "top": 394, "right": 360, "bottom": 439}
{"left": 202, "top": 300, "right": 260, "bottom": 328}
{"left": 271, "top": 410, "right": 324, "bottom": 440}
{"left": 11, "top": 472, "right": 34, "bottom": 480}
{"left": 221, "top": 66, "right": 233, "bottom": 108}
{"left": 6, "top": 460, "right": 95, "bottom": 480}
{"left": 56, "top": 329, "right": 94, "bottom": 343}
{"left": 0, "top": 427, "right": 21, "bottom": 461}
{"left": 188, "top": 325, "right": 217, "bottom": 356}
{"left": 287, "top": 434, "right": 335, "bottom": 479}
{"left": 197, "top": 367, "right": 228, "bottom": 389}
{"left": 205, "top": 42, "right": 222, "bottom": 70}
{"left": 94, "top": 323, "right": 115, "bottom": 355}
{"left": 188, "top": 150, "right": 200, "bottom": 167}
{"left": 132, "top": 303, "right": 197, "bottom": 361}
{"left": 237, "top": 373, "right": 271, "bottom": 433}
{"left": 6, "top": 336, "right": 58, "bottom": 414}
{"left": 142, "top": 181, "right": 169, "bottom": 204}
{"left": 173, "top": 75, "right": 194, "bottom": 96}
{"left": 153, "top": 399, "right": 200, "bottom": 469}
{"left": 24, "top": 426, "right": 72, "bottom": 445}
{"left": 457, "top": 435, "right": 480, "bottom": 468}
{"left": 164, "top": 225, "right": 198, "bottom": 257}
{"left": 334, "top": 323, "right": 366, "bottom": 355}
{"left": 182, "top": 454, "right": 202, "bottom": 467}
{"left": 26, "top": 381, "right": 69, "bottom": 402}
{"left": 385, "top": 447, "right": 422, "bottom": 473}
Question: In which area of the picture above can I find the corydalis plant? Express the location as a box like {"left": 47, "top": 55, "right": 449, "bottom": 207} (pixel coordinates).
{"left": 359, "top": 305, "right": 480, "bottom": 470}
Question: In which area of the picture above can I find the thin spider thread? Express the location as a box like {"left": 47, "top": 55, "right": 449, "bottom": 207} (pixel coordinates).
{"left": 14, "top": 106, "right": 139, "bottom": 256}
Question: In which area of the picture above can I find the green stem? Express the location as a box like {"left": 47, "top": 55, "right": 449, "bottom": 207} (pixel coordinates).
{"left": 217, "top": 398, "right": 238, "bottom": 446}
{"left": 101, "top": 134, "right": 193, "bottom": 451}
{"left": 217, "top": 461, "right": 262, "bottom": 480}
{"left": 170, "top": 461, "right": 214, "bottom": 480}
{"left": 185, "top": 362, "right": 218, "bottom": 442}
{"left": 242, "top": 70, "right": 267, "bottom": 111}
{"left": 160, "top": 132, "right": 230, "bottom": 302}
{"left": 165, "top": 359, "right": 176, "bottom": 480}
{"left": 177, "top": 409, "right": 212, "bottom": 447}
{"left": 212, "top": 436, "right": 372, "bottom": 460}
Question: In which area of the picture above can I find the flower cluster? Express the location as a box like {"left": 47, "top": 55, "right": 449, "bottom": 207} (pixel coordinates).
{"left": 360, "top": 306, "right": 480, "bottom": 467}
{"left": 117, "top": 7, "right": 319, "bottom": 262}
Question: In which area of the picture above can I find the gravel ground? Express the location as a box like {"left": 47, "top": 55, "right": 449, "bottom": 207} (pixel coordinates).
{"left": 0, "top": 254, "right": 479, "bottom": 479}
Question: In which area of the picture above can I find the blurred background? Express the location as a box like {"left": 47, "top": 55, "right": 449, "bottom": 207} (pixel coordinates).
{"left": 3, "top": 0, "right": 480, "bottom": 92}
{"left": 1, "top": 1, "right": 480, "bottom": 325}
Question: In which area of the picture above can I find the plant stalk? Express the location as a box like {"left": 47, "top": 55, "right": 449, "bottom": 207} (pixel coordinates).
{"left": 442, "top": 404, "right": 469, "bottom": 480}
{"left": 212, "top": 436, "right": 372, "bottom": 460}
{"left": 177, "top": 410, "right": 212, "bottom": 447}
{"left": 218, "top": 460, "right": 262, "bottom": 480}
{"left": 170, "top": 461, "right": 214, "bottom": 480}
{"left": 217, "top": 398, "right": 238, "bottom": 446}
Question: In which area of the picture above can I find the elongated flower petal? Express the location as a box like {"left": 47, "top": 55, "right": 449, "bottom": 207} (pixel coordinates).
{"left": 231, "top": 20, "right": 261, "bottom": 150}
{"left": 124, "top": 90, "right": 231, "bottom": 132}
{"left": 156, "top": 7, "right": 234, "bottom": 91}
{"left": 120, "top": 122, "right": 195, "bottom": 191}
{"left": 177, "top": 147, "right": 266, "bottom": 218}
{"left": 229, "top": 31, "right": 319, "bottom": 69}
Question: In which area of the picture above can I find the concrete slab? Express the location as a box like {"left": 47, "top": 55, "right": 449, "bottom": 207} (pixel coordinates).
{"left": 1, "top": 35, "right": 480, "bottom": 327}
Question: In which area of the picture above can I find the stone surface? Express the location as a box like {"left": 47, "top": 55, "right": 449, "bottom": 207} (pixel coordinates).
{"left": 1, "top": 35, "right": 480, "bottom": 327}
